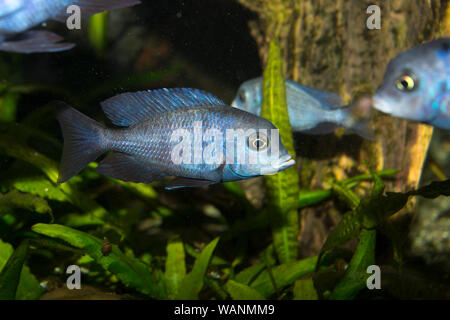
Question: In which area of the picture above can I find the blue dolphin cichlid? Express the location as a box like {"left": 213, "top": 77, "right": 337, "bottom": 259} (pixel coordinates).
{"left": 373, "top": 37, "right": 450, "bottom": 130}
{"left": 0, "top": 0, "right": 140, "bottom": 53}
{"left": 56, "top": 88, "right": 295, "bottom": 189}
{"left": 231, "top": 77, "right": 374, "bottom": 139}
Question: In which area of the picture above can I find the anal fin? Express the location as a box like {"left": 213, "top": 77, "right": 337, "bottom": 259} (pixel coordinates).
{"left": 96, "top": 153, "right": 165, "bottom": 184}
{"left": 299, "top": 122, "right": 339, "bottom": 135}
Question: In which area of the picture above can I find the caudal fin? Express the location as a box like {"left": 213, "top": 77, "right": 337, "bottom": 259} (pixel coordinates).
{"left": 345, "top": 120, "right": 376, "bottom": 141}
{"left": 55, "top": 102, "right": 107, "bottom": 183}
{"left": 340, "top": 100, "right": 376, "bottom": 141}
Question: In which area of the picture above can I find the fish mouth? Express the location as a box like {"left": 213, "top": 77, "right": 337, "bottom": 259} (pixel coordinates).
{"left": 265, "top": 154, "right": 296, "bottom": 174}
{"left": 230, "top": 154, "right": 296, "bottom": 177}
{"left": 372, "top": 95, "right": 392, "bottom": 114}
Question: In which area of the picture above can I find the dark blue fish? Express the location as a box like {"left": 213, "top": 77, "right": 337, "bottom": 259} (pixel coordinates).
{"left": 373, "top": 37, "right": 450, "bottom": 129}
{"left": 56, "top": 88, "right": 295, "bottom": 189}
{"left": 232, "top": 77, "right": 374, "bottom": 139}
{"left": 0, "top": 0, "right": 140, "bottom": 53}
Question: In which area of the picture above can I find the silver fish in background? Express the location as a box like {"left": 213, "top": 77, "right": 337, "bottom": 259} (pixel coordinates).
{"left": 373, "top": 37, "right": 450, "bottom": 130}
{"left": 0, "top": 0, "right": 141, "bottom": 53}
{"left": 231, "top": 77, "right": 374, "bottom": 139}
{"left": 56, "top": 88, "right": 295, "bottom": 189}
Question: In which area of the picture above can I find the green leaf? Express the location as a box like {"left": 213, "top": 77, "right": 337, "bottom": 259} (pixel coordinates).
{"left": 298, "top": 189, "right": 332, "bottom": 208}
{"left": 31, "top": 223, "right": 164, "bottom": 298}
{"left": 0, "top": 92, "right": 19, "bottom": 121}
{"left": 0, "top": 126, "right": 113, "bottom": 226}
{"left": 0, "top": 241, "right": 29, "bottom": 299}
{"left": 225, "top": 280, "right": 265, "bottom": 300}
{"left": 16, "top": 264, "right": 43, "bottom": 300}
{"left": 234, "top": 263, "right": 266, "bottom": 285}
{"left": 12, "top": 175, "right": 68, "bottom": 203}
{"left": 332, "top": 181, "right": 361, "bottom": 210}
{"left": 342, "top": 169, "right": 398, "bottom": 186}
{"left": 165, "top": 236, "right": 186, "bottom": 298}
{"left": 0, "top": 240, "right": 43, "bottom": 300}
{"left": 361, "top": 179, "right": 450, "bottom": 229}
{"left": 317, "top": 176, "right": 449, "bottom": 270}
{"left": 261, "top": 39, "right": 300, "bottom": 264}
{"left": 57, "top": 213, "right": 105, "bottom": 228}
{"left": 298, "top": 169, "right": 398, "bottom": 209}
{"left": 89, "top": 11, "right": 108, "bottom": 57}
{"left": 408, "top": 179, "right": 450, "bottom": 198}
{"left": 293, "top": 278, "right": 318, "bottom": 300}
{"left": 114, "top": 180, "right": 158, "bottom": 203}
{"left": 329, "top": 229, "right": 376, "bottom": 300}
{"left": 0, "top": 190, "right": 52, "bottom": 218}
{"left": 250, "top": 256, "right": 317, "bottom": 298}
{"left": 318, "top": 210, "right": 362, "bottom": 267}
{"left": 184, "top": 242, "right": 229, "bottom": 267}
{"left": 176, "top": 237, "right": 219, "bottom": 300}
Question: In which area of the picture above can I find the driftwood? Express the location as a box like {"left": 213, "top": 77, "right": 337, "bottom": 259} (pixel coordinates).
{"left": 237, "top": 0, "right": 449, "bottom": 256}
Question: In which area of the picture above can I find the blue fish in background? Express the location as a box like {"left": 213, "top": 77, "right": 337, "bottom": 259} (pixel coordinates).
{"left": 231, "top": 77, "right": 374, "bottom": 139}
{"left": 0, "top": 0, "right": 141, "bottom": 53}
{"left": 56, "top": 88, "right": 295, "bottom": 189}
{"left": 373, "top": 37, "right": 450, "bottom": 130}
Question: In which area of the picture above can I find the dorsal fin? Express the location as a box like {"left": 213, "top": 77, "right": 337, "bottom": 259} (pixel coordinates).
{"left": 100, "top": 88, "right": 227, "bottom": 127}
{"left": 53, "top": 0, "right": 141, "bottom": 22}
{"left": 286, "top": 80, "right": 343, "bottom": 110}
{"left": 0, "top": 0, "right": 24, "bottom": 19}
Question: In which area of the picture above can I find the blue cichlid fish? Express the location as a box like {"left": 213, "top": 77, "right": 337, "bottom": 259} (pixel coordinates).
{"left": 373, "top": 37, "right": 450, "bottom": 130}
{"left": 56, "top": 88, "right": 295, "bottom": 189}
{"left": 231, "top": 77, "right": 373, "bottom": 139}
{"left": 0, "top": 0, "right": 140, "bottom": 53}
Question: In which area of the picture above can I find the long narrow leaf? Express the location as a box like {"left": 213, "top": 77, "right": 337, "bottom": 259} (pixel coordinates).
{"left": 261, "top": 40, "right": 300, "bottom": 263}
{"left": 250, "top": 256, "right": 317, "bottom": 298}
{"left": 165, "top": 236, "right": 186, "bottom": 299}
{"left": 0, "top": 241, "right": 29, "bottom": 299}
{"left": 225, "top": 280, "right": 265, "bottom": 300}
{"left": 176, "top": 238, "right": 219, "bottom": 300}
{"left": 0, "top": 240, "right": 43, "bottom": 300}
{"left": 329, "top": 229, "right": 376, "bottom": 300}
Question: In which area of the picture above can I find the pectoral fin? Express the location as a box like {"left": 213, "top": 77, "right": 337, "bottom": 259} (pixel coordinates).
{"left": 96, "top": 153, "right": 165, "bottom": 184}
{"left": 164, "top": 178, "right": 217, "bottom": 190}
{"left": 0, "top": 31, "right": 74, "bottom": 53}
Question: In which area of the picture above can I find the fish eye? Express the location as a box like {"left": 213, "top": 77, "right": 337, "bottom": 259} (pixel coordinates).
{"left": 239, "top": 91, "right": 246, "bottom": 102}
{"left": 248, "top": 132, "right": 268, "bottom": 151}
{"left": 395, "top": 74, "right": 416, "bottom": 92}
